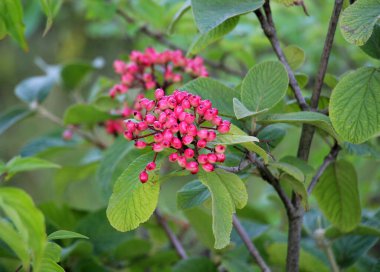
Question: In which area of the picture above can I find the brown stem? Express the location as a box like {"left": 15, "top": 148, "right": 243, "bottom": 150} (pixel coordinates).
{"left": 307, "top": 143, "right": 341, "bottom": 194}
{"left": 233, "top": 215, "right": 271, "bottom": 272}
{"left": 254, "top": 6, "right": 309, "bottom": 111}
{"left": 154, "top": 209, "right": 188, "bottom": 259}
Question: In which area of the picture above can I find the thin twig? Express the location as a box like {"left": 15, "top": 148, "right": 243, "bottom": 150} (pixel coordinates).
{"left": 310, "top": 0, "right": 344, "bottom": 109}
{"left": 154, "top": 209, "right": 188, "bottom": 259}
{"left": 254, "top": 6, "right": 309, "bottom": 111}
{"left": 233, "top": 215, "right": 271, "bottom": 272}
{"left": 116, "top": 9, "right": 244, "bottom": 77}
{"left": 215, "top": 159, "right": 251, "bottom": 173}
{"left": 307, "top": 143, "right": 341, "bottom": 194}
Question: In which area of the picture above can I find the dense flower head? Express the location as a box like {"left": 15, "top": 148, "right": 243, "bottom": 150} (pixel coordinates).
{"left": 123, "top": 89, "right": 231, "bottom": 183}
{"left": 105, "top": 48, "right": 209, "bottom": 136}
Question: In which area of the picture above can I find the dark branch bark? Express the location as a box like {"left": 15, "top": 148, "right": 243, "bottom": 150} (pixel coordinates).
{"left": 117, "top": 9, "right": 244, "bottom": 77}
{"left": 254, "top": 7, "right": 309, "bottom": 111}
{"left": 154, "top": 209, "right": 188, "bottom": 260}
{"left": 307, "top": 143, "right": 341, "bottom": 194}
{"left": 310, "top": 0, "right": 344, "bottom": 109}
{"left": 233, "top": 215, "right": 271, "bottom": 272}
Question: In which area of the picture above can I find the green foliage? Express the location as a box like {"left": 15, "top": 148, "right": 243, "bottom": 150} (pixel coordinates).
{"left": 177, "top": 180, "right": 210, "bottom": 210}
{"left": 198, "top": 169, "right": 247, "bottom": 249}
{"left": 191, "top": 0, "right": 264, "bottom": 33}
{"left": 340, "top": 0, "right": 380, "bottom": 45}
{"left": 47, "top": 230, "right": 89, "bottom": 240}
{"left": 167, "top": 0, "right": 191, "bottom": 34}
{"left": 188, "top": 17, "right": 239, "bottom": 55}
{"left": 314, "top": 161, "right": 361, "bottom": 232}
{"left": 61, "top": 62, "right": 93, "bottom": 90}
{"left": 241, "top": 61, "right": 289, "bottom": 113}
{"left": 15, "top": 76, "right": 56, "bottom": 104}
{"left": 180, "top": 77, "right": 239, "bottom": 117}
{"left": 283, "top": 45, "right": 306, "bottom": 70}
{"left": 1, "top": 156, "right": 60, "bottom": 180}
{"left": 107, "top": 153, "right": 161, "bottom": 232}
{"left": 330, "top": 67, "right": 380, "bottom": 144}
{"left": 39, "top": 0, "right": 62, "bottom": 35}
{"left": 361, "top": 24, "right": 380, "bottom": 59}
{"left": 173, "top": 257, "right": 217, "bottom": 272}
{"left": 63, "top": 104, "right": 115, "bottom": 125}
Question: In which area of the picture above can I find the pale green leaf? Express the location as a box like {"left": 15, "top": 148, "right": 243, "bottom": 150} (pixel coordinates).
{"left": 340, "top": 0, "right": 380, "bottom": 45}
{"left": 280, "top": 174, "right": 308, "bottom": 209}
{"left": 177, "top": 180, "right": 210, "bottom": 210}
{"left": 233, "top": 98, "right": 269, "bottom": 120}
{"left": 325, "top": 224, "right": 380, "bottom": 240}
{"left": 5, "top": 156, "right": 60, "bottom": 180}
{"left": 314, "top": 161, "right": 361, "bottom": 232}
{"left": 188, "top": 16, "right": 239, "bottom": 55}
{"left": 106, "top": 153, "right": 161, "bottom": 232}
{"left": 213, "top": 134, "right": 259, "bottom": 145}
{"left": 241, "top": 61, "right": 289, "bottom": 112}
{"left": 39, "top": 0, "right": 63, "bottom": 35}
{"left": 15, "top": 76, "right": 56, "bottom": 103}
{"left": 61, "top": 62, "right": 93, "bottom": 90}
{"left": 284, "top": 45, "right": 305, "bottom": 70}
{"left": 47, "top": 230, "right": 89, "bottom": 240}
{"left": 198, "top": 169, "right": 247, "bottom": 249}
{"left": 259, "top": 112, "right": 339, "bottom": 140}
{"left": 269, "top": 161, "right": 304, "bottom": 182}
{"left": 63, "top": 104, "right": 115, "bottom": 125}
{"left": 173, "top": 257, "right": 217, "bottom": 272}
{"left": 191, "top": 0, "right": 264, "bottom": 33}
{"left": 329, "top": 67, "right": 380, "bottom": 143}
{"left": 180, "top": 77, "right": 239, "bottom": 117}
{"left": 168, "top": 0, "right": 191, "bottom": 34}
{"left": 184, "top": 207, "right": 215, "bottom": 248}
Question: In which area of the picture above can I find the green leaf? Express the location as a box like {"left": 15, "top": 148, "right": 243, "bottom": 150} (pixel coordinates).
{"left": 0, "top": 187, "right": 47, "bottom": 271}
{"left": 47, "top": 230, "right": 89, "bottom": 240}
{"left": 41, "top": 242, "right": 64, "bottom": 272}
{"left": 177, "top": 180, "right": 210, "bottom": 210}
{"left": 257, "top": 124, "right": 286, "bottom": 149}
{"left": 329, "top": 67, "right": 380, "bottom": 144}
{"left": 267, "top": 243, "right": 330, "bottom": 272}
{"left": 39, "top": 0, "right": 63, "bottom": 35}
{"left": 0, "top": 0, "right": 28, "bottom": 50}
{"left": 340, "top": 0, "right": 380, "bottom": 45}
{"left": 173, "top": 257, "right": 217, "bottom": 272}
{"left": 324, "top": 73, "right": 339, "bottom": 89}
{"left": 283, "top": 45, "right": 305, "bottom": 70}
{"left": 92, "top": 96, "right": 120, "bottom": 111}
{"left": 191, "top": 0, "right": 264, "bottom": 33}
{"left": 269, "top": 162, "right": 304, "bottom": 182}
{"left": 233, "top": 98, "right": 269, "bottom": 120}
{"left": 325, "top": 224, "right": 380, "bottom": 240}
{"left": 227, "top": 124, "right": 269, "bottom": 163}
{"left": 168, "top": 0, "right": 191, "bottom": 34}
{"left": 106, "top": 153, "right": 161, "bottom": 232}
{"left": 241, "top": 61, "right": 289, "bottom": 112}
{"left": 0, "top": 107, "right": 33, "bottom": 135}
{"left": 361, "top": 24, "right": 380, "bottom": 59}
{"left": 214, "top": 134, "right": 259, "bottom": 145}
{"left": 4, "top": 156, "right": 60, "bottom": 180}
{"left": 280, "top": 174, "right": 308, "bottom": 209}
{"left": 180, "top": 77, "right": 239, "bottom": 117}
{"left": 63, "top": 104, "right": 115, "bottom": 125}
{"left": 20, "top": 136, "right": 78, "bottom": 157}
{"left": 259, "top": 112, "right": 339, "bottom": 140}
{"left": 61, "top": 62, "right": 93, "bottom": 90}
{"left": 0, "top": 219, "right": 30, "bottom": 269}
{"left": 188, "top": 16, "right": 239, "bottom": 55}
{"left": 184, "top": 208, "right": 215, "bottom": 248}
{"left": 198, "top": 169, "right": 247, "bottom": 249}
{"left": 15, "top": 76, "right": 56, "bottom": 103}
{"left": 97, "top": 138, "right": 149, "bottom": 200}
{"left": 314, "top": 161, "right": 361, "bottom": 232}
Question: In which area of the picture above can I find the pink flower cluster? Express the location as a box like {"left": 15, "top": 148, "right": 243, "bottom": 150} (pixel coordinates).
{"left": 105, "top": 48, "right": 209, "bottom": 135}
{"left": 109, "top": 48, "right": 208, "bottom": 98}
{"left": 123, "top": 89, "right": 231, "bottom": 183}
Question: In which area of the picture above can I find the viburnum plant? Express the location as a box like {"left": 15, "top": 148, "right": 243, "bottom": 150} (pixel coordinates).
{"left": 0, "top": 0, "right": 380, "bottom": 271}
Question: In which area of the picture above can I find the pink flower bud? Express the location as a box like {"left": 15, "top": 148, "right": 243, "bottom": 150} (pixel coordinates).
{"left": 217, "top": 125, "right": 230, "bottom": 134}
{"left": 197, "top": 129, "right": 209, "bottom": 139}
{"left": 133, "top": 111, "right": 143, "bottom": 121}
{"left": 155, "top": 88, "right": 165, "bottom": 100}
{"left": 212, "top": 116, "right": 223, "bottom": 126}
{"left": 137, "top": 121, "right": 148, "bottom": 131}
{"left": 169, "top": 153, "right": 178, "bottom": 162}
{"left": 207, "top": 153, "right": 217, "bottom": 163}
{"left": 162, "top": 140, "right": 171, "bottom": 148}
{"left": 207, "top": 131, "right": 217, "bottom": 142}
{"left": 186, "top": 161, "right": 198, "bottom": 172}
{"left": 124, "top": 131, "right": 133, "bottom": 141}
{"left": 158, "top": 112, "right": 167, "bottom": 123}
{"left": 181, "top": 99, "right": 191, "bottom": 109}
{"left": 215, "top": 144, "right": 226, "bottom": 153}
{"left": 146, "top": 162, "right": 156, "bottom": 171}
{"left": 179, "top": 122, "right": 188, "bottom": 134}
{"left": 153, "top": 121, "right": 162, "bottom": 130}
{"left": 184, "top": 114, "right": 195, "bottom": 124}
{"left": 135, "top": 141, "right": 147, "bottom": 149}
{"left": 197, "top": 139, "right": 207, "bottom": 148}
{"left": 184, "top": 148, "right": 195, "bottom": 158}
{"left": 216, "top": 153, "right": 226, "bottom": 162}
{"left": 168, "top": 97, "right": 177, "bottom": 109}
{"left": 124, "top": 120, "right": 136, "bottom": 132}
{"left": 113, "top": 60, "right": 126, "bottom": 74}
{"left": 182, "top": 135, "right": 194, "bottom": 145}
{"left": 145, "top": 114, "right": 156, "bottom": 124}
{"left": 177, "top": 156, "right": 187, "bottom": 168}
{"left": 198, "top": 154, "right": 208, "bottom": 164}
{"left": 163, "top": 130, "right": 173, "bottom": 141}
{"left": 171, "top": 138, "right": 182, "bottom": 149}
{"left": 152, "top": 143, "right": 164, "bottom": 152}
{"left": 174, "top": 106, "right": 184, "bottom": 117}
{"left": 154, "top": 133, "right": 163, "bottom": 143}
{"left": 146, "top": 101, "right": 155, "bottom": 111}
{"left": 189, "top": 95, "right": 201, "bottom": 107}
{"left": 62, "top": 129, "right": 73, "bottom": 141}
{"left": 187, "top": 124, "right": 198, "bottom": 136}
{"left": 139, "top": 171, "right": 149, "bottom": 183}
{"left": 202, "top": 163, "right": 214, "bottom": 172}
